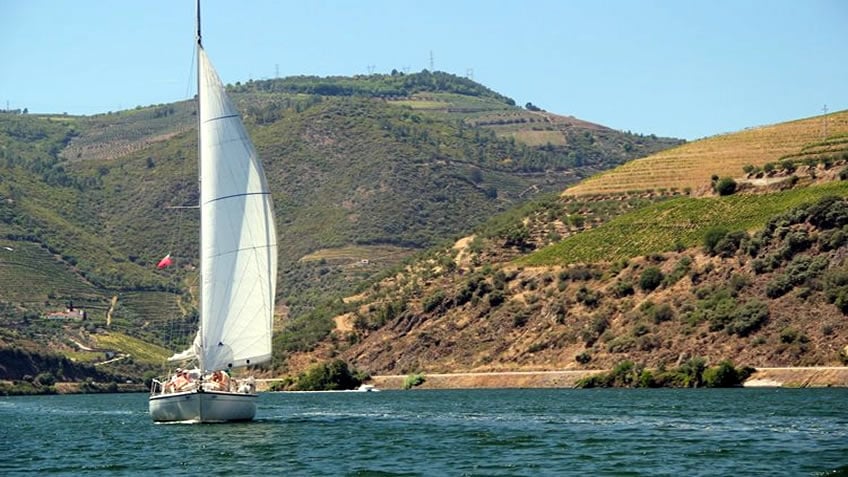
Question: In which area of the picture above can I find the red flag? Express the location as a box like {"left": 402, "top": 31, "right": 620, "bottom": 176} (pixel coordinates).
{"left": 157, "top": 254, "right": 174, "bottom": 269}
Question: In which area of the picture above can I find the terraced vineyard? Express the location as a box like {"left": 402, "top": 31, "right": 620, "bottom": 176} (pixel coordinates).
{"left": 387, "top": 92, "right": 511, "bottom": 116}
{"left": 108, "top": 290, "right": 190, "bottom": 347}
{"left": 566, "top": 110, "right": 848, "bottom": 196}
{"left": 388, "top": 93, "right": 621, "bottom": 149}
{"left": 110, "top": 290, "right": 185, "bottom": 323}
{"left": 60, "top": 102, "right": 195, "bottom": 162}
{"left": 522, "top": 180, "right": 848, "bottom": 266}
{"left": 299, "top": 244, "right": 413, "bottom": 265}
{"left": 93, "top": 331, "right": 171, "bottom": 365}
{"left": 0, "top": 238, "right": 105, "bottom": 308}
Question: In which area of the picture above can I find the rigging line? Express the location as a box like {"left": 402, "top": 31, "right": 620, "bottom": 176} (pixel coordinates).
{"left": 207, "top": 243, "right": 277, "bottom": 259}
{"left": 185, "top": 40, "right": 197, "bottom": 102}
{"left": 165, "top": 207, "right": 193, "bottom": 352}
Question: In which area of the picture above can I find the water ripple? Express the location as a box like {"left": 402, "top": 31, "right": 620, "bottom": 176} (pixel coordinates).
{"left": 1, "top": 389, "right": 847, "bottom": 476}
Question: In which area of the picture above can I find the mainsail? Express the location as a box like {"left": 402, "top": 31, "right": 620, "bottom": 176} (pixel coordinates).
{"left": 197, "top": 46, "right": 277, "bottom": 373}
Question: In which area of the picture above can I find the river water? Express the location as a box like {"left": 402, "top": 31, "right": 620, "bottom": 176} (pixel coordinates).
{"left": 1, "top": 388, "right": 846, "bottom": 476}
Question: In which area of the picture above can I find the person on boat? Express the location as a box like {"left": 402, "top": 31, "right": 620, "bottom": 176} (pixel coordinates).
{"left": 164, "top": 368, "right": 182, "bottom": 393}
{"left": 237, "top": 376, "right": 255, "bottom": 394}
{"left": 167, "top": 368, "right": 193, "bottom": 392}
{"left": 210, "top": 370, "right": 230, "bottom": 391}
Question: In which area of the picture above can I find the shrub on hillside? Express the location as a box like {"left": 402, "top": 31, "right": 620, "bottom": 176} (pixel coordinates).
{"left": 499, "top": 222, "right": 531, "bottom": 249}
{"left": 703, "top": 227, "right": 729, "bottom": 255}
{"left": 577, "top": 360, "right": 643, "bottom": 388}
{"left": 684, "top": 287, "right": 741, "bottom": 333}
{"left": 751, "top": 253, "right": 782, "bottom": 274}
{"left": 639, "top": 266, "right": 664, "bottom": 292}
{"left": 765, "top": 275, "right": 793, "bottom": 298}
{"left": 779, "top": 327, "right": 808, "bottom": 344}
{"left": 717, "top": 230, "right": 748, "bottom": 257}
{"left": 612, "top": 279, "right": 634, "bottom": 297}
{"left": 806, "top": 196, "right": 848, "bottom": 230}
{"left": 726, "top": 299, "right": 769, "bottom": 337}
{"left": 403, "top": 373, "right": 426, "bottom": 389}
{"left": 766, "top": 255, "right": 828, "bottom": 298}
{"left": 576, "top": 285, "right": 601, "bottom": 307}
{"left": 487, "top": 290, "right": 505, "bottom": 307}
{"left": 581, "top": 312, "right": 610, "bottom": 346}
{"left": 607, "top": 335, "right": 636, "bottom": 353}
{"left": 779, "top": 229, "right": 812, "bottom": 259}
{"left": 819, "top": 228, "right": 848, "bottom": 251}
{"left": 577, "top": 357, "right": 752, "bottom": 388}
{"left": 780, "top": 160, "right": 796, "bottom": 173}
{"left": 422, "top": 290, "right": 446, "bottom": 313}
{"left": 824, "top": 267, "right": 848, "bottom": 314}
{"left": 561, "top": 265, "right": 597, "bottom": 281}
{"left": 663, "top": 256, "right": 692, "bottom": 286}
{"left": 647, "top": 302, "right": 674, "bottom": 323}
{"left": 714, "top": 177, "right": 737, "bottom": 196}
{"left": 512, "top": 309, "right": 530, "bottom": 327}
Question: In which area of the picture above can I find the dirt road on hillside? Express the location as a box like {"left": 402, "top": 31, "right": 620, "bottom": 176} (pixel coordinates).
{"left": 257, "top": 367, "right": 848, "bottom": 391}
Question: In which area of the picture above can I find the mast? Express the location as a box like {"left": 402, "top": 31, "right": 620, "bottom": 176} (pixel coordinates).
{"left": 196, "top": 0, "right": 202, "bottom": 48}
{"left": 196, "top": 0, "right": 205, "bottom": 373}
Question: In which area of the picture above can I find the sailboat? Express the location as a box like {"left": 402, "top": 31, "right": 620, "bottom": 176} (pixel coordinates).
{"left": 149, "top": 2, "right": 278, "bottom": 423}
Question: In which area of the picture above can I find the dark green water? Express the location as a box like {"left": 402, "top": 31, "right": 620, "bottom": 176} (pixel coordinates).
{"left": 1, "top": 388, "right": 846, "bottom": 476}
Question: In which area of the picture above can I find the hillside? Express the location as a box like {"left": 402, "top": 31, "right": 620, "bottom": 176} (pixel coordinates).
{"left": 0, "top": 70, "right": 680, "bottom": 381}
{"left": 288, "top": 184, "right": 848, "bottom": 379}
{"left": 275, "top": 111, "right": 848, "bottom": 382}
{"left": 566, "top": 110, "right": 848, "bottom": 196}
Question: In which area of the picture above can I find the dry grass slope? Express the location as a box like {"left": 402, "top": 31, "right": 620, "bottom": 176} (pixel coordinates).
{"left": 566, "top": 110, "right": 848, "bottom": 196}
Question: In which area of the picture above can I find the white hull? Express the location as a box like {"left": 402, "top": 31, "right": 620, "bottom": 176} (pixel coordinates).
{"left": 149, "top": 390, "right": 257, "bottom": 423}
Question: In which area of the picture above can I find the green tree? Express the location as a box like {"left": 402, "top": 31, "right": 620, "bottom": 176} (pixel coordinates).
{"left": 295, "top": 359, "right": 361, "bottom": 391}
{"left": 703, "top": 361, "right": 737, "bottom": 387}
{"left": 679, "top": 357, "right": 707, "bottom": 387}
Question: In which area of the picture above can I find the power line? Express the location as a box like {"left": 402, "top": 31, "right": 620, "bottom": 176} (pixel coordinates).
{"left": 822, "top": 104, "right": 828, "bottom": 138}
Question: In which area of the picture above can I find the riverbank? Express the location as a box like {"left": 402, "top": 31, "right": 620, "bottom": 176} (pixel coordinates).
{"left": 361, "top": 367, "right": 848, "bottom": 390}
{"left": 0, "top": 380, "right": 146, "bottom": 396}
{"left": 742, "top": 367, "right": 848, "bottom": 388}
{"left": 6, "top": 367, "right": 847, "bottom": 396}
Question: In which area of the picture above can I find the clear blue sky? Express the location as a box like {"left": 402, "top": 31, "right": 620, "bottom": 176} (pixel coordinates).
{"left": 1, "top": 0, "right": 845, "bottom": 140}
